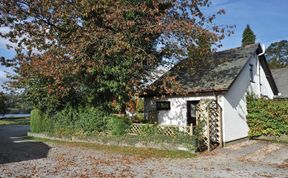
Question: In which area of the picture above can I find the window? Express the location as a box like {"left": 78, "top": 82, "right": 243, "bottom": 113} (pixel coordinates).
{"left": 156, "top": 101, "right": 171, "bottom": 110}
{"left": 187, "top": 101, "right": 199, "bottom": 126}
{"left": 249, "top": 64, "right": 254, "bottom": 82}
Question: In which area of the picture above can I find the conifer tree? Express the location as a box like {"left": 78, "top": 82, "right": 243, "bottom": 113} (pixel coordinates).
{"left": 242, "top": 25, "right": 256, "bottom": 46}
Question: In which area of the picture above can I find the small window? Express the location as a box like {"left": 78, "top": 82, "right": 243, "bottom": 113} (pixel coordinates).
{"left": 156, "top": 101, "right": 171, "bottom": 110}
{"left": 249, "top": 64, "right": 254, "bottom": 82}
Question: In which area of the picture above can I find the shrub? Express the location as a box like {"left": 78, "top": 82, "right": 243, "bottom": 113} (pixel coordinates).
{"left": 54, "top": 106, "right": 109, "bottom": 136}
{"left": 76, "top": 107, "right": 109, "bottom": 133}
{"left": 139, "top": 124, "right": 157, "bottom": 136}
{"left": 247, "top": 98, "right": 288, "bottom": 137}
{"left": 108, "top": 116, "right": 131, "bottom": 135}
{"left": 30, "top": 109, "right": 53, "bottom": 133}
{"left": 193, "top": 120, "right": 207, "bottom": 151}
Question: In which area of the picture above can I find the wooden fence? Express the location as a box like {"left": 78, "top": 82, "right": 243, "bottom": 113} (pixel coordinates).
{"left": 129, "top": 123, "right": 194, "bottom": 136}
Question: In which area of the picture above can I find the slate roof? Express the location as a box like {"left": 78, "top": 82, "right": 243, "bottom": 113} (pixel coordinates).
{"left": 144, "top": 44, "right": 261, "bottom": 95}
{"left": 271, "top": 68, "right": 288, "bottom": 98}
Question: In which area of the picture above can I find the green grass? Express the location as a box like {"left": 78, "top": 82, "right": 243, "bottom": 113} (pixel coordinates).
{"left": 254, "top": 135, "right": 288, "bottom": 144}
{"left": 0, "top": 118, "right": 30, "bottom": 125}
{"left": 27, "top": 136, "right": 195, "bottom": 159}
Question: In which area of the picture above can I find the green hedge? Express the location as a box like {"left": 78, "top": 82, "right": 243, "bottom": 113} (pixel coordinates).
{"left": 247, "top": 98, "right": 288, "bottom": 137}
{"left": 53, "top": 106, "right": 109, "bottom": 137}
{"left": 107, "top": 116, "right": 131, "bottom": 136}
{"left": 30, "top": 106, "right": 198, "bottom": 151}
{"left": 30, "top": 109, "right": 53, "bottom": 133}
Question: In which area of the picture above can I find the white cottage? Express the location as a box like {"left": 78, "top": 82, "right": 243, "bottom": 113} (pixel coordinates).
{"left": 141, "top": 44, "right": 279, "bottom": 144}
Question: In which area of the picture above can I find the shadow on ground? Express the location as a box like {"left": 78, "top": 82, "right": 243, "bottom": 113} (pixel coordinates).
{"left": 0, "top": 125, "right": 50, "bottom": 164}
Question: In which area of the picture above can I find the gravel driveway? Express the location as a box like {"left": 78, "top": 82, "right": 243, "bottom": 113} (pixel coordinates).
{"left": 0, "top": 125, "right": 287, "bottom": 177}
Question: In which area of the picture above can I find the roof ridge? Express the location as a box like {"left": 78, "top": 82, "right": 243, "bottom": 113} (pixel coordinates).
{"left": 215, "top": 43, "right": 260, "bottom": 54}
{"left": 143, "top": 43, "right": 261, "bottom": 96}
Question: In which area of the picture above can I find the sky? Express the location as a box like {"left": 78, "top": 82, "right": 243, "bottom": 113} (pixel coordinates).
{"left": 211, "top": 0, "right": 288, "bottom": 50}
{"left": 1, "top": 0, "right": 288, "bottom": 91}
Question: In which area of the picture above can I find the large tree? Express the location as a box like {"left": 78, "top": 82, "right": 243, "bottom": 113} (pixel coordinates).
{"left": 266, "top": 40, "right": 288, "bottom": 69}
{"left": 242, "top": 25, "right": 256, "bottom": 47}
{"left": 0, "top": 0, "right": 231, "bottom": 113}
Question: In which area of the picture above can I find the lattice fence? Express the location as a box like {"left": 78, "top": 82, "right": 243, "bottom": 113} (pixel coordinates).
{"left": 208, "top": 100, "right": 222, "bottom": 148}
{"left": 196, "top": 99, "right": 223, "bottom": 151}
{"left": 129, "top": 123, "right": 193, "bottom": 136}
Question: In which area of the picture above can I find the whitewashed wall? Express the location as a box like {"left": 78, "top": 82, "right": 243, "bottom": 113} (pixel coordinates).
{"left": 223, "top": 54, "right": 274, "bottom": 142}
{"left": 246, "top": 54, "right": 274, "bottom": 98}
{"left": 246, "top": 54, "right": 261, "bottom": 97}
{"left": 144, "top": 95, "right": 218, "bottom": 126}
{"left": 144, "top": 54, "right": 276, "bottom": 143}
{"left": 259, "top": 64, "right": 274, "bottom": 98}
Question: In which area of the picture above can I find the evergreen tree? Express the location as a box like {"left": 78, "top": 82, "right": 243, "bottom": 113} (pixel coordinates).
{"left": 242, "top": 25, "right": 256, "bottom": 47}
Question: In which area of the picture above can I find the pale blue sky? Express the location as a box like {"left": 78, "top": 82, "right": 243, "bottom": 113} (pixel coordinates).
{"left": 1, "top": 0, "right": 288, "bottom": 90}
{"left": 212, "top": 0, "right": 288, "bottom": 50}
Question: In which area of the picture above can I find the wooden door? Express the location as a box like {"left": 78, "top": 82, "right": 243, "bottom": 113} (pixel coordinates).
{"left": 187, "top": 101, "right": 199, "bottom": 126}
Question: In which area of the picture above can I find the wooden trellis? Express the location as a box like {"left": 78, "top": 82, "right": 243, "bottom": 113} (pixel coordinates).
{"left": 207, "top": 100, "right": 223, "bottom": 150}
{"left": 196, "top": 99, "right": 223, "bottom": 151}
{"left": 129, "top": 123, "right": 193, "bottom": 136}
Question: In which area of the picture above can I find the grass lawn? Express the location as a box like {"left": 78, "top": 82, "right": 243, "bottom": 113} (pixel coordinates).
{"left": 0, "top": 118, "right": 30, "bottom": 125}
{"left": 27, "top": 136, "right": 195, "bottom": 159}
{"left": 254, "top": 135, "right": 288, "bottom": 144}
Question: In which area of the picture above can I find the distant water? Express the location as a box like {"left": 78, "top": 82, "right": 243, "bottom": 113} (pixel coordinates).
{"left": 0, "top": 114, "right": 30, "bottom": 119}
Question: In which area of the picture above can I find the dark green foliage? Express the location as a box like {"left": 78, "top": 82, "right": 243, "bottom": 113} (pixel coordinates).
{"left": 266, "top": 40, "right": 288, "bottom": 68}
{"left": 107, "top": 116, "right": 131, "bottom": 135}
{"left": 5, "top": 93, "right": 32, "bottom": 114}
{"left": 267, "top": 59, "right": 288, "bottom": 69}
{"left": 30, "top": 106, "right": 110, "bottom": 136}
{"left": 0, "top": 92, "right": 8, "bottom": 115}
{"left": 54, "top": 106, "right": 109, "bottom": 136}
{"left": 193, "top": 120, "right": 207, "bottom": 151}
{"left": 139, "top": 124, "right": 158, "bottom": 136}
{"left": 242, "top": 25, "right": 256, "bottom": 47}
{"left": 30, "top": 109, "right": 54, "bottom": 133}
{"left": 247, "top": 98, "right": 288, "bottom": 137}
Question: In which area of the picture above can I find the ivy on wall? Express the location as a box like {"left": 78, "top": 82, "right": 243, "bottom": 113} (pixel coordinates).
{"left": 247, "top": 98, "right": 288, "bottom": 137}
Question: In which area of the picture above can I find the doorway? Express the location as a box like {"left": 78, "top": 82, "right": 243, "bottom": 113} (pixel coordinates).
{"left": 187, "top": 101, "right": 199, "bottom": 126}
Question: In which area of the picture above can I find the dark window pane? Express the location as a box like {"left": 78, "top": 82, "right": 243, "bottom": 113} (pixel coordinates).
{"left": 249, "top": 64, "right": 254, "bottom": 82}
{"left": 156, "top": 101, "right": 171, "bottom": 110}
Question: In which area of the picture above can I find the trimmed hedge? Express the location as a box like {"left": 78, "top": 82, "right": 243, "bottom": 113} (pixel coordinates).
{"left": 107, "top": 116, "right": 131, "bottom": 136}
{"left": 30, "top": 106, "right": 198, "bottom": 151}
{"left": 54, "top": 106, "right": 109, "bottom": 136}
{"left": 247, "top": 98, "right": 288, "bottom": 137}
{"left": 30, "top": 109, "right": 53, "bottom": 133}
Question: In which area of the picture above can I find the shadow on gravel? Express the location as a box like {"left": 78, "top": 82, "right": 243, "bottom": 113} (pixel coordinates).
{"left": 0, "top": 125, "right": 50, "bottom": 164}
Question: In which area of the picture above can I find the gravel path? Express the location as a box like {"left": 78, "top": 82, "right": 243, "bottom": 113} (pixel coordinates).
{"left": 0, "top": 125, "right": 287, "bottom": 177}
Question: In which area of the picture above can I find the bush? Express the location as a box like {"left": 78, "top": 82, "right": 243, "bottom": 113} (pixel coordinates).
{"left": 247, "top": 98, "right": 288, "bottom": 137}
{"left": 77, "top": 107, "right": 109, "bottom": 133}
{"left": 53, "top": 106, "right": 109, "bottom": 136}
{"left": 139, "top": 124, "right": 157, "bottom": 136}
{"left": 30, "top": 109, "right": 53, "bottom": 133}
{"left": 108, "top": 116, "right": 131, "bottom": 135}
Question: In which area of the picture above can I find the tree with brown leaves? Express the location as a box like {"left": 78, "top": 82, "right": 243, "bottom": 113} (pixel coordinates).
{"left": 0, "top": 0, "right": 231, "bottom": 113}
